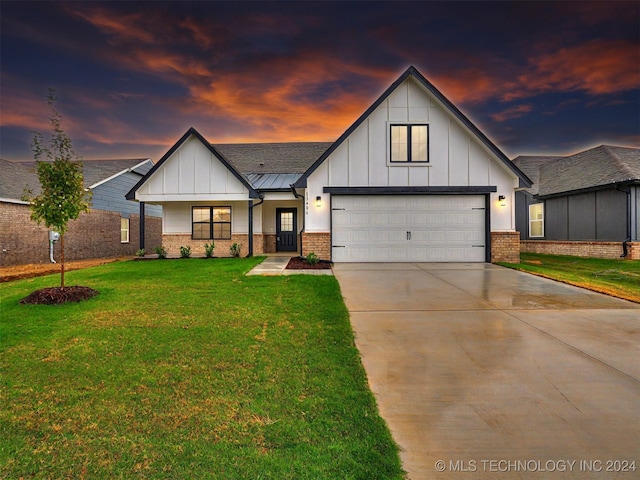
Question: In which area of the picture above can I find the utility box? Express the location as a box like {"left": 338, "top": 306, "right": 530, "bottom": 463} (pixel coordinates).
{"left": 49, "top": 231, "right": 60, "bottom": 242}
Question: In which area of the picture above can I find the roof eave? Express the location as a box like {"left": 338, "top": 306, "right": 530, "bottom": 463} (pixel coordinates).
{"left": 125, "top": 128, "right": 260, "bottom": 200}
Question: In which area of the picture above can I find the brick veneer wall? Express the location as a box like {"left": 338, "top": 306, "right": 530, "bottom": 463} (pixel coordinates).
{"left": 521, "top": 240, "right": 638, "bottom": 260}
{"left": 161, "top": 234, "right": 250, "bottom": 257}
{"left": 491, "top": 231, "right": 521, "bottom": 264}
{"left": 0, "top": 203, "right": 162, "bottom": 266}
{"left": 301, "top": 232, "right": 331, "bottom": 260}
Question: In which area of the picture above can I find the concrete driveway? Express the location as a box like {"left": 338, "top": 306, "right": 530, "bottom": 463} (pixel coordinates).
{"left": 333, "top": 263, "right": 640, "bottom": 480}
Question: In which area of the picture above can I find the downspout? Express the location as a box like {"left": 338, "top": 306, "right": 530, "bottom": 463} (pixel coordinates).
{"left": 248, "top": 195, "right": 265, "bottom": 257}
{"left": 616, "top": 185, "right": 631, "bottom": 257}
{"left": 290, "top": 184, "right": 305, "bottom": 256}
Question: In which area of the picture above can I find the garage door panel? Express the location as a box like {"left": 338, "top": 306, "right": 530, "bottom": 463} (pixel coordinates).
{"left": 332, "top": 195, "right": 487, "bottom": 262}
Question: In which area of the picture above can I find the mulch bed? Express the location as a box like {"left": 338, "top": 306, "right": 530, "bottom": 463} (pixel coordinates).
{"left": 20, "top": 286, "right": 99, "bottom": 305}
{"left": 286, "top": 257, "right": 333, "bottom": 270}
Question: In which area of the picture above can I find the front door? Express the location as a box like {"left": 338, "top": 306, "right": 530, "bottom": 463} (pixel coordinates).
{"left": 276, "top": 208, "right": 297, "bottom": 252}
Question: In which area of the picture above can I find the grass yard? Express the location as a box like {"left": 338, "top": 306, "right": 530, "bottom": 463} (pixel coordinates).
{"left": 499, "top": 253, "right": 640, "bottom": 303}
{"left": 0, "top": 258, "right": 404, "bottom": 479}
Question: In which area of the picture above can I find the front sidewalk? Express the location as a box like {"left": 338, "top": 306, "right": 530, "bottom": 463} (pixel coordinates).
{"left": 246, "top": 256, "right": 333, "bottom": 276}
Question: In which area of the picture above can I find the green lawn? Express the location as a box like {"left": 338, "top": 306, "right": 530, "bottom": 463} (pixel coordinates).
{"left": 499, "top": 253, "right": 640, "bottom": 303}
{"left": 0, "top": 258, "right": 404, "bottom": 479}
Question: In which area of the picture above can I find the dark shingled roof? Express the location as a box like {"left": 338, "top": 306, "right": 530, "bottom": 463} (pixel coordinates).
{"left": 512, "top": 155, "right": 562, "bottom": 195}
{"left": 1, "top": 158, "right": 152, "bottom": 202}
{"left": 537, "top": 145, "right": 640, "bottom": 197}
{"left": 214, "top": 142, "right": 332, "bottom": 175}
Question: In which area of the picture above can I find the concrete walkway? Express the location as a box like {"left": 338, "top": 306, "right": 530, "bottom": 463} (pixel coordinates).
{"left": 333, "top": 263, "right": 640, "bottom": 480}
{"left": 246, "top": 256, "right": 333, "bottom": 276}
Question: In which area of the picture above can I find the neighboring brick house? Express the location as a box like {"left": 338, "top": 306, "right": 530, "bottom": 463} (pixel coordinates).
{"left": 0, "top": 158, "right": 162, "bottom": 267}
{"left": 127, "top": 66, "right": 532, "bottom": 263}
{"left": 513, "top": 145, "right": 640, "bottom": 259}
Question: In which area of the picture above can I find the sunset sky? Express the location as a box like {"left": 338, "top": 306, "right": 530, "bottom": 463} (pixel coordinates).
{"left": 1, "top": 1, "right": 638, "bottom": 162}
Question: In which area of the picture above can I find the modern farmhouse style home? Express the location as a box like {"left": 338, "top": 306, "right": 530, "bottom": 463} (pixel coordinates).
{"left": 126, "top": 66, "right": 532, "bottom": 263}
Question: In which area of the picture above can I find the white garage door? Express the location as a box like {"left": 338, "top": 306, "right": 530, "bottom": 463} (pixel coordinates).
{"left": 332, "top": 195, "right": 486, "bottom": 262}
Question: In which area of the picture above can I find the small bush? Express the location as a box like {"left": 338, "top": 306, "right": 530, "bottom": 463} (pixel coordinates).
{"left": 230, "top": 243, "right": 242, "bottom": 258}
{"left": 154, "top": 246, "right": 167, "bottom": 259}
{"left": 306, "top": 252, "right": 319, "bottom": 265}
{"left": 204, "top": 242, "right": 215, "bottom": 258}
{"left": 135, "top": 249, "right": 146, "bottom": 257}
{"left": 179, "top": 245, "right": 191, "bottom": 258}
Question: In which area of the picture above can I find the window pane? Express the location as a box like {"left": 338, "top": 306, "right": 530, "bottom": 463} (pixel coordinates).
{"left": 193, "top": 223, "right": 210, "bottom": 239}
{"left": 193, "top": 207, "right": 210, "bottom": 222}
{"left": 213, "top": 222, "right": 231, "bottom": 239}
{"left": 280, "top": 212, "right": 293, "bottom": 232}
{"left": 411, "top": 125, "right": 428, "bottom": 161}
{"left": 120, "top": 218, "right": 129, "bottom": 243}
{"left": 529, "top": 204, "right": 544, "bottom": 237}
{"left": 213, "top": 207, "right": 230, "bottom": 222}
{"left": 530, "top": 220, "right": 543, "bottom": 237}
{"left": 391, "top": 125, "right": 408, "bottom": 161}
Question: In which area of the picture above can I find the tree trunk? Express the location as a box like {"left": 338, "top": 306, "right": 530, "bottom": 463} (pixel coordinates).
{"left": 60, "top": 233, "right": 65, "bottom": 289}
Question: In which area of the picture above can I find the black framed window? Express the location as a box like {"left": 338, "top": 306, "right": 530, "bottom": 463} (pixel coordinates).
{"left": 192, "top": 206, "right": 231, "bottom": 240}
{"left": 390, "top": 124, "right": 429, "bottom": 162}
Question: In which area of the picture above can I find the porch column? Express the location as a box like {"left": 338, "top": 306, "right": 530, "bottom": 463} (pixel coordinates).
{"left": 139, "top": 201, "right": 145, "bottom": 250}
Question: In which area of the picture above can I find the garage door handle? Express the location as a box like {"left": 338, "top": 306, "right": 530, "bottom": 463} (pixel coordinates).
{"left": 407, "top": 231, "right": 411, "bottom": 240}
{"left": 472, "top": 245, "right": 485, "bottom": 247}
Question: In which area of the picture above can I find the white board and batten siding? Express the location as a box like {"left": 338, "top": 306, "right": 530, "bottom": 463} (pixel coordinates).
{"left": 332, "top": 195, "right": 486, "bottom": 262}
{"left": 306, "top": 76, "right": 517, "bottom": 234}
{"left": 135, "top": 136, "right": 249, "bottom": 203}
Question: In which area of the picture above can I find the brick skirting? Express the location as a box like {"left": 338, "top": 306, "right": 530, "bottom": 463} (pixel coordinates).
{"left": 491, "top": 231, "right": 521, "bottom": 264}
{"left": 301, "top": 232, "right": 331, "bottom": 260}
{"left": 521, "top": 240, "right": 638, "bottom": 260}
{"left": 161, "top": 234, "right": 250, "bottom": 257}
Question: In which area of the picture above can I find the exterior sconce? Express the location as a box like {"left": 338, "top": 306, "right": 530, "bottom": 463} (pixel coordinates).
{"left": 498, "top": 195, "right": 506, "bottom": 206}
{"left": 315, "top": 196, "right": 322, "bottom": 207}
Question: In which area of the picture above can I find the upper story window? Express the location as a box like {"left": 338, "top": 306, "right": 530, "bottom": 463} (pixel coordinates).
{"left": 529, "top": 203, "right": 544, "bottom": 238}
{"left": 390, "top": 124, "right": 429, "bottom": 162}
{"left": 192, "top": 206, "right": 231, "bottom": 240}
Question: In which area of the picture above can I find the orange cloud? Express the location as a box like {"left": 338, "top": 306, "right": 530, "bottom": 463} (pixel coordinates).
{"left": 505, "top": 39, "right": 639, "bottom": 101}
{"left": 491, "top": 104, "right": 533, "bottom": 122}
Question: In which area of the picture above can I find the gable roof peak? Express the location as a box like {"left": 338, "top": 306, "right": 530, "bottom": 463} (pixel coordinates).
{"left": 294, "top": 65, "right": 531, "bottom": 188}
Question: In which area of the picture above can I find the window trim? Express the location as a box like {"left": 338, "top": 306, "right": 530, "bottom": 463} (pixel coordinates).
{"left": 389, "top": 123, "right": 429, "bottom": 163}
{"left": 120, "top": 217, "right": 130, "bottom": 244}
{"left": 528, "top": 203, "right": 544, "bottom": 238}
{"left": 192, "top": 206, "right": 232, "bottom": 240}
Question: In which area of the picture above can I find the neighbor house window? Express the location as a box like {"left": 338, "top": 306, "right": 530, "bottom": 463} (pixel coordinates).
{"left": 121, "top": 217, "right": 130, "bottom": 243}
{"left": 390, "top": 124, "right": 428, "bottom": 162}
{"left": 192, "top": 206, "right": 231, "bottom": 240}
{"left": 529, "top": 203, "right": 544, "bottom": 238}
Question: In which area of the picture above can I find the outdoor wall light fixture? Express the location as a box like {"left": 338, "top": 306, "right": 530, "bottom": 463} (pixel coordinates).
{"left": 315, "top": 196, "right": 322, "bottom": 207}
{"left": 498, "top": 195, "right": 506, "bottom": 206}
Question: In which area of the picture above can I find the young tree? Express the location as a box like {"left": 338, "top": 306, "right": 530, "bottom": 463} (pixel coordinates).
{"left": 28, "top": 89, "right": 90, "bottom": 288}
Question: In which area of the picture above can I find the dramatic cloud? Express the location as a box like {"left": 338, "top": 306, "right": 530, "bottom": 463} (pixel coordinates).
{"left": 491, "top": 104, "right": 534, "bottom": 122}
{"left": 505, "top": 39, "right": 639, "bottom": 101}
{"left": 1, "top": 1, "right": 638, "bottom": 160}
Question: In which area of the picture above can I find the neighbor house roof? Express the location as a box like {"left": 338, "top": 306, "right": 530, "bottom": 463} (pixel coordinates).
{"left": 0, "top": 158, "right": 40, "bottom": 202}
{"left": 1, "top": 158, "right": 153, "bottom": 203}
{"left": 294, "top": 65, "right": 533, "bottom": 188}
{"left": 511, "top": 155, "right": 562, "bottom": 195}
{"left": 536, "top": 145, "right": 640, "bottom": 197}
